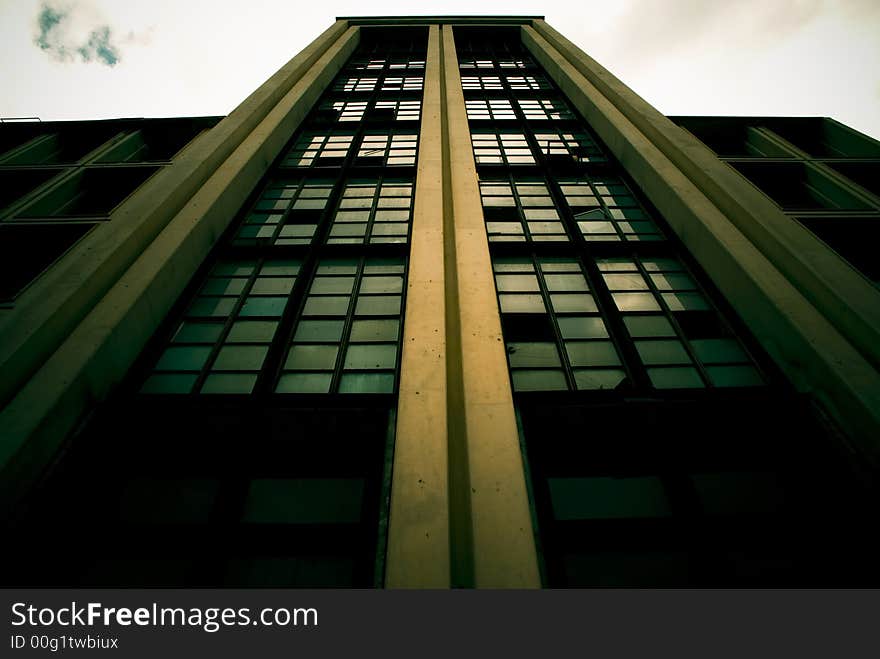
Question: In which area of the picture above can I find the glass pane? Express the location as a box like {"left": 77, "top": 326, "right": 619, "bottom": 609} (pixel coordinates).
{"left": 238, "top": 297, "right": 287, "bottom": 317}
{"left": 662, "top": 292, "right": 710, "bottom": 311}
{"left": 550, "top": 294, "right": 598, "bottom": 314}
{"left": 691, "top": 338, "right": 749, "bottom": 364}
{"left": 573, "top": 369, "right": 627, "bottom": 390}
{"left": 507, "top": 342, "right": 561, "bottom": 368}
{"left": 303, "top": 296, "right": 351, "bottom": 316}
{"left": 293, "top": 320, "right": 345, "bottom": 342}
{"left": 544, "top": 274, "right": 589, "bottom": 292}
{"left": 227, "top": 321, "right": 277, "bottom": 343}
{"left": 343, "top": 344, "right": 397, "bottom": 370}
{"left": 499, "top": 294, "right": 546, "bottom": 313}
{"left": 623, "top": 316, "right": 676, "bottom": 337}
{"left": 612, "top": 293, "right": 661, "bottom": 312}
{"left": 201, "top": 373, "right": 257, "bottom": 394}
{"left": 338, "top": 372, "right": 395, "bottom": 394}
{"left": 276, "top": 372, "right": 333, "bottom": 393}
{"left": 635, "top": 340, "right": 691, "bottom": 365}
{"left": 285, "top": 345, "right": 339, "bottom": 371}
{"left": 648, "top": 367, "right": 704, "bottom": 389}
{"left": 189, "top": 297, "right": 236, "bottom": 317}
{"left": 565, "top": 341, "right": 621, "bottom": 367}
{"left": 360, "top": 276, "right": 403, "bottom": 294}
{"left": 250, "top": 277, "right": 295, "bottom": 295}
{"left": 213, "top": 345, "right": 268, "bottom": 371}
{"left": 155, "top": 346, "right": 212, "bottom": 371}
{"left": 557, "top": 316, "right": 608, "bottom": 339}
{"left": 495, "top": 274, "right": 540, "bottom": 292}
{"left": 311, "top": 277, "right": 355, "bottom": 295}
{"left": 173, "top": 322, "right": 224, "bottom": 344}
{"left": 350, "top": 319, "right": 400, "bottom": 342}
{"left": 511, "top": 369, "right": 568, "bottom": 391}
{"left": 355, "top": 295, "right": 401, "bottom": 316}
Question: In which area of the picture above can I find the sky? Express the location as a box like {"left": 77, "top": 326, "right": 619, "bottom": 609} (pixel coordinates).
{"left": 1, "top": 0, "right": 879, "bottom": 141}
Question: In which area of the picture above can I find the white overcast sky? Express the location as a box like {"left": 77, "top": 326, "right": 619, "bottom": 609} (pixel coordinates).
{"left": 1, "top": 0, "right": 878, "bottom": 141}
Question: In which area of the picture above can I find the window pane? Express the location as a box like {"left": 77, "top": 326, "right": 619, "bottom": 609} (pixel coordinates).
{"left": 343, "top": 344, "right": 397, "bottom": 370}
{"left": 201, "top": 373, "right": 257, "bottom": 394}
{"left": 213, "top": 345, "right": 268, "bottom": 371}
{"left": 511, "top": 369, "right": 568, "bottom": 391}
{"left": 350, "top": 319, "right": 400, "bottom": 342}
{"left": 276, "top": 372, "right": 333, "bottom": 393}
{"left": 285, "top": 345, "right": 339, "bottom": 371}
{"left": 338, "top": 372, "right": 395, "bottom": 394}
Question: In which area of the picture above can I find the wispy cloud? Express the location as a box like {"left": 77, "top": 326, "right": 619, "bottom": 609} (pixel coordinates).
{"left": 34, "top": 1, "right": 121, "bottom": 66}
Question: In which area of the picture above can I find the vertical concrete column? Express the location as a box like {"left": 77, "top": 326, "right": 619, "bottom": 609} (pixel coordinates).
{"left": 387, "top": 23, "right": 541, "bottom": 588}
{"left": 386, "top": 25, "right": 451, "bottom": 588}
{"left": 439, "top": 25, "right": 540, "bottom": 588}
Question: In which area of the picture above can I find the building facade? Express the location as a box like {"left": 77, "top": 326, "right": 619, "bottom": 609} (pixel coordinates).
{"left": 1, "top": 16, "right": 879, "bottom": 587}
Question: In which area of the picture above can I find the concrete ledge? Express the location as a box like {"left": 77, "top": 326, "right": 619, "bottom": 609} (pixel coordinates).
{"left": 0, "top": 26, "right": 359, "bottom": 514}
{"left": 0, "top": 20, "right": 351, "bottom": 408}
{"left": 528, "top": 21, "right": 880, "bottom": 372}
{"left": 523, "top": 25, "right": 880, "bottom": 467}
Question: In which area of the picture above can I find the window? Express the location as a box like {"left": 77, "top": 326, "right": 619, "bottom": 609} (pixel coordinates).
{"left": 374, "top": 100, "right": 421, "bottom": 122}
{"left": 321, "top": 100, "right": 368, "bottom": 123}
{"left": 283, "top": 132, "right": 355, "bottom": 167}
{"left": 328, "top": 178, "right": 413, "bottom": 245}
{"left": 471, "top": 130, "right": 534, "bottom": 165}
{"left": 558, "top": 176, "right": 663, "bottom": 242}
{"left": 493, "top": 256, "right": 625, "bottom": 392}
{"left": 599, "top": 256, "right": 763, "bottom": 389}
{"left": 142, "top": 258, "right": 302, "bottom": 395}
{"left": 333, "top": 76, "right": 378, "bottom": 93}
{"left": 517, "top": 99, "right": 575, "bottom": 121}
{"left": 480, "top": 177, "right": 569, "bottom": 243}
{"left": 233, "top": 179, "right": 334, "bottom": 246}
{"left": 533, "top": 128, "right": 606, "bottom": 163}
{"left": 278, "top": 256, "right": 405, "bottom": 394}
{"left": 461, "top": 76, "right": 503, "bottom": 91}
{"left": 357, "top": 131, "right": 418, "bottom": 166}
{"left": 506, "top": 75, "right": 552, "bottom": 90}
{"left": 380, "top": 76, "right": 424, "bottom": 92}
{"left": 465, "top": 99, "right": 516, "bottom": 121}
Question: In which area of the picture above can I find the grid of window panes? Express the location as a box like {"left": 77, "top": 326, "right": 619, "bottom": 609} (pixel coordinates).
{"left": 558, "top": 175, "right": 663, "bottom": 242}
{"left": 143, "top": 257, "right": 302, "bottom": 395}
{"left": 328, "top": 178, "right": 413, "bottom": 245}
{"left": 140, "top": 32, "right": 424, "bottom": 398}
{"left": 481, "top": 177, "right": 569, "bottom": 242}
{"left": 494, "top": 255, "right": 626, "bottom": 392}
{"left": 458, "top": 31, "right": 766, "bottom": 394}
{"left": 278, "top": 256, "right": 404, "bottom": 394}
{"left": 232, "top": 179, "right": 334, "bottom": 247}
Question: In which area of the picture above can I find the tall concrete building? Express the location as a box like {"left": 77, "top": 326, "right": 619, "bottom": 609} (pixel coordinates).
{"left": 1, "top": 16, "right": 879, "bottom": 588}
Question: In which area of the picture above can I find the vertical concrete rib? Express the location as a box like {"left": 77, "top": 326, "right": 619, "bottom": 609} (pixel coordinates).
{"left": 440, "top": 25, "right": 540, "bottom": 588}
{"left": 386, "top": 25, "right": 451, "bottom": 588}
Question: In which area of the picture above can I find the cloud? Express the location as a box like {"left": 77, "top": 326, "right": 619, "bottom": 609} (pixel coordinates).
{"left": 33, "top": 1, "right": 121, "bottom": 66}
